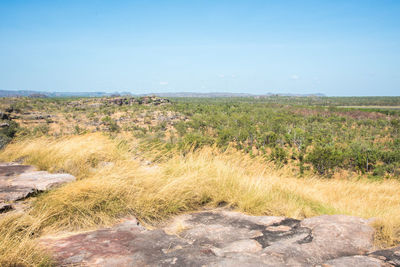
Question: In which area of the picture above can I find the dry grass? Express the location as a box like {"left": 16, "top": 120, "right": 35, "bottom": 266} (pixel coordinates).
{"left": 0, "top": 213, "right": 54, "bottom": 267}
{"left": 0, "top": 133, "right": 126, "bottom": 178}
{"left": 1, "top": 134, "right": 400, "bottom": 266}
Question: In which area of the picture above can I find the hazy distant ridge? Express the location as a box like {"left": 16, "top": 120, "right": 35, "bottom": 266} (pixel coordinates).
{"left": 0, "top": 90, "right": 325, "bottom": 98}
{"left": 150, "top": 92, "right": 326, "bottom": 97}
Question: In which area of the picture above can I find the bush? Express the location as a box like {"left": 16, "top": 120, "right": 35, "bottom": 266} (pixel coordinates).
{"left": 0, "top": 120, "right": 19, "bottom": 148}
{"left": 348, "top": 143, "right": 378, "bottom": 174}
{"left": 270, "top": 146, "right": 288, "bottom": 165}
{"left": 32, "top": 124, "right": 49, "bottom": 136}
{"left": 102, "top": 116, "right": 120, "bottom": 132}
{"left": 306, "top": 143, "right": 343, "bottom": 176}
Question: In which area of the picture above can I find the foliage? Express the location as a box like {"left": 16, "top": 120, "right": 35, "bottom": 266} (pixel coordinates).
{"left": 101, "top": 116, "right": 120, "bottom": 132}
{"left": 306, "top": 143, "right": 342, "bottom": 176}
{"left": 0, "top": 120, "right": 19, "bottom": 149}
{"left": 1, "top": 96, "right": 400, "bottom": 178}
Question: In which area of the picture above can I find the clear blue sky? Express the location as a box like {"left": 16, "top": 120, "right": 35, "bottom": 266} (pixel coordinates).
{"left": 1, "top": 0, "right": 399, "bottom": 96}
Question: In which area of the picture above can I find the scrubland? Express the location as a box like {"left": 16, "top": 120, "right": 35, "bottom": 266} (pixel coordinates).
{"left": 1, "top": 133, "right": 400, "bottom": 266}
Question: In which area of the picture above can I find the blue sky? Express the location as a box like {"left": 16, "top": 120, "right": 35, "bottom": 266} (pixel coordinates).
{"left": 0, "top": 0, "right": 399, "bottom": 96}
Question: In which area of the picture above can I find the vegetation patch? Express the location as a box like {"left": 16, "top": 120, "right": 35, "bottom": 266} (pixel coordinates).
{"left": 1, "top": 134, "right": 400, "bottom": 266}
{"left": 1, "top": 96, "right": 400, "bottom": 266}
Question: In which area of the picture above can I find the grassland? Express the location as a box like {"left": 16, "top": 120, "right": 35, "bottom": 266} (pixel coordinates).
{"left": 3, "top": 96, "right": 400, "bottom": 178}
{"left": 1, "top": 133, "right": 400, "bottom": 266}
{"left": 0, "top": 96, "right": 400, "bottom": 266}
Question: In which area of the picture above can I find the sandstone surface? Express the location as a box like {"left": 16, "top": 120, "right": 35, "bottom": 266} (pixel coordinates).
{"left": 0, "top": 163, "right": 76, "bottom": 213}
{"left": 41, "top": 210, "right": 399, "bottom": 266}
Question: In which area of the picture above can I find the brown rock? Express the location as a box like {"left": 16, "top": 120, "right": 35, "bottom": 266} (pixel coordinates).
{"left": 220, "top": 239, "right": 262, "bottom": 254}
{"left": 258, "top": 215, "right": 375, "bottom": 265}
{"left": 0, "top": 163, "right": 76, "bottom": 213}
{"left": 40, "top": 211, "right": 382, "bottom": 267}
{"left": 322, "top": 255, "right": 385, "bottom": 267}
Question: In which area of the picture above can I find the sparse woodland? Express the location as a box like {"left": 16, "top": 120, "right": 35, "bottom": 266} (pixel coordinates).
{"left": 1, "top": 96, "right": 400, "bottom": 266}
{"left": 2, "top": 96, "right": 399, "bottom": 178}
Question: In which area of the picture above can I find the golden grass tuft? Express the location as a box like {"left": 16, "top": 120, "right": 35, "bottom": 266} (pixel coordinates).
{"left": 0, "top": 213, "right": 53, "bottom": 267}
{"left": 1, "top": 134, "right": 400, "bottom": 266}
{"left": 0, "top": 133, "right": 126, "bottom": 178}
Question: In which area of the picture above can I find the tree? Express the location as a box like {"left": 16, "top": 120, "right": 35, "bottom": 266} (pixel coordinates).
{"left": 306, "top": 143, "right": 342, "bottom": 176}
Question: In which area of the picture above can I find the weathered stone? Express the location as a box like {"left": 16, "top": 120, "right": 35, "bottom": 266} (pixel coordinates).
{"left": 10, "top": 171, "right": 76, "bottom": 191}
{"left": 0, "top": 201, "right": 12, "bottom": 213}
{"left": 0, "top": 185, "right": 36, "bottom": 202}
{"left": 40, "top": 210, "right": 385, "bottom": 267}
{"left": 0, "top": 163, "right": 34, "bottom": 176}
{"left": 266, "top": 225, "right": 292, "bottom": 231}
{"left": 258, "top": 214, "right": 375, "bottom": 266}
{"left": 220, "top": 239, "right": 262, "bottom": 254}
{"left": 369, "top": 246, "right": 400, "bottom": 266}
{"left": 0, "top": 163, "right": 76, "bottom": 213}
{"left": 322, "top": 255, "right": 385, "bottom": 267}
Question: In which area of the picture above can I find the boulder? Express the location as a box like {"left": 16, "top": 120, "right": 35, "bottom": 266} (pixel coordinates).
{"left": 0, "top": 163, "right": 76, "bottom": 213}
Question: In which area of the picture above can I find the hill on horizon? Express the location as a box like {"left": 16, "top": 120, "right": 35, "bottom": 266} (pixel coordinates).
{"left": 0, "top": 89, "right": 325, "bottom": 98}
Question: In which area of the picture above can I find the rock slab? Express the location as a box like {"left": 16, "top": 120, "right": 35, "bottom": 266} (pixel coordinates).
{"left": 40, "top": 210, "right": 398, "bottom": 267}
{"left": 0, "top": 163, "right": 75, "bottom": 213}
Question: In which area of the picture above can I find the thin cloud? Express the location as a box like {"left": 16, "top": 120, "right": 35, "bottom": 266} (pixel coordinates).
{"left": 159, "top": 81, "right": 168, "bottom": 85}
{"left": 290, "top": 74, "right": 300, "bottom": 80}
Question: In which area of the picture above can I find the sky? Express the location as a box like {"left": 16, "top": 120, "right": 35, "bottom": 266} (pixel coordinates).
{"left": 0, "top": 0, "right": 399, "bottom": 96}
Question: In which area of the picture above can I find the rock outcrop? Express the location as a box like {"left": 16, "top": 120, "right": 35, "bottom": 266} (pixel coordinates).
{"left": 40, "top": 210, "right": 399, "bottom": 266}
{"left": 107, "top": 96, "right": 170, "bottom": 106}
{"left": 0, "top": 163, "right": 75, "bottom": 213}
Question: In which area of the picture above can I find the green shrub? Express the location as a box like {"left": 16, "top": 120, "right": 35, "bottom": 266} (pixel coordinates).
{"left": 306, "top": 143, "right": 343, "bottom": 176}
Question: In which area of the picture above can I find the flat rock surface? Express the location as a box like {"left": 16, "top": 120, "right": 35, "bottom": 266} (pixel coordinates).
{"left": 0, "top": 163, "right": 75, "bottom": 213}
{"left": 40, "top": 210, "right": 398, "bottom": 267}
